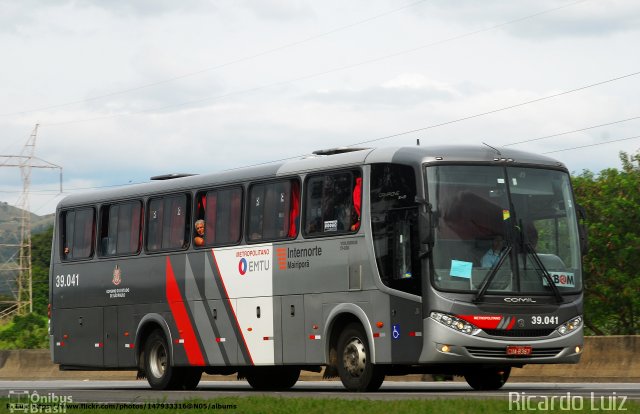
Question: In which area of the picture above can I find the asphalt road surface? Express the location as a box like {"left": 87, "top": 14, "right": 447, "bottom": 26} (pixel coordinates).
{"left": 1, "top": 380, "right": 639, "bottom": 403}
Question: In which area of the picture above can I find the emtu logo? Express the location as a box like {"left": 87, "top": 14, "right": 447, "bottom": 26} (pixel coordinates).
{"left": 238, "top": 258, "right": 248, "bottom": 276}
{"left": 276, "top": 248, "right": 287, "bottom": 270}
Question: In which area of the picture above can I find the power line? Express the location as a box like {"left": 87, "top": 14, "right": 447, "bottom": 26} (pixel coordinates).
{"left": 347, "top": 70, "right": 640, "bottom": 147}
{"left": 542, "top": 135, "right": 640, "bottom": 154}
{"left": 503, "top": 115, "right": 640, "bottom": 146}
{"left": 58, "top": 71, "right": 640, "bottom": 180}
{"left": 32, "top": 69, "right": 640, "bottom": 194}
{"left": 25, "top": 131, "right": 640, "bottom": 199}
{"left": 1, "top": 0, "right": 430, "bottom": 118}
{"left": 27, "top": 134, "right": 640, "bottom": 197}
{"left": 43, "top": 0, "right": 589, "bottom": 128}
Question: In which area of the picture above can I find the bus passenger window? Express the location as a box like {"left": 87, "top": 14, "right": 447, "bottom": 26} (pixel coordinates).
{"left": 194, "top": 187, "right": 243, "bottom": 248}
{"left": 99, "top": 201, "right": 142, "bottom": 257}
{"left": 61, "top": 207, "right": 95, "bottom": 261}
{"left": 146, "top": 194, "right": 190, "bottom": 252}
{"left": 248, "top": 179, "right": 299, "bottom": 242}
{"left": 304, "top": 171, "right": 362, "bottom": 237}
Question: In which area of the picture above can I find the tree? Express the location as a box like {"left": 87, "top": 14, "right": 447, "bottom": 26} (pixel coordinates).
{"left": 31, "top": 226, "right": 53, "bottom": 316}
{"left": 573, "top": 152, "right": 640, "bottom": 335}
{"left": 0, "top": 226, "right": 52, "bottom": 349}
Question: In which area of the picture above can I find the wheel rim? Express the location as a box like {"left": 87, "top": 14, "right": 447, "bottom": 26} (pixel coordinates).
{"left": 342, "top": 336, "right": 367, "bottom": 378}
{"left": 149, "top": 341, "right": 167, "bottom": 379}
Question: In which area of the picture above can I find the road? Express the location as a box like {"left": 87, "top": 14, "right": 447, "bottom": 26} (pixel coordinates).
{"left": 1, "top": 380, "right": 639, "bottom": 403}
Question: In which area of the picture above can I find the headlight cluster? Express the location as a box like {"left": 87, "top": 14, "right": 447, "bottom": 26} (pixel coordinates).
{"left": 430, "top": 312, "right": 476, "bottom": 335}
{"left": 557, "top": 316, "right": 582, "bottom": 335}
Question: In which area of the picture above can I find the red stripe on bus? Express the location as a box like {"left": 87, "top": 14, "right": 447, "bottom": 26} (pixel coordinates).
{"left": 210, "top": 249, "right": 255, "bottom": 366}
{"left": 506, "top": 318, "right": 516, "bottom": 330}
{"left": 165, "top": 256, "right": 205, "bottom": 366}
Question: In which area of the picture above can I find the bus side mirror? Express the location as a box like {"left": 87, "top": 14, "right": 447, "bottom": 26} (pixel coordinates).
{"left": 416, "top": 197, "right": 434, "bottom": 245}
{"left": 576, "top": 204, "right": 588, "bottom": 256}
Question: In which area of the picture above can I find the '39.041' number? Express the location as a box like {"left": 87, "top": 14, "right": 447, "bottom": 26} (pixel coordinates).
{"left": 55, "top": 274, "right": 79, "bottom": 288}
{"left": 531, "top": 315, "right": 558, "bottom": 325}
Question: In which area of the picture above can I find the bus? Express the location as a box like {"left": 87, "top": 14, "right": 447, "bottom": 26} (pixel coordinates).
{"left": 49, "top": 145, "right": 586, "bottom": 391}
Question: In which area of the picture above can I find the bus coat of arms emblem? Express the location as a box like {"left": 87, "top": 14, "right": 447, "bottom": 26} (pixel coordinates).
{"left": 113, "top": 265, "right": 122, "bottom": 286}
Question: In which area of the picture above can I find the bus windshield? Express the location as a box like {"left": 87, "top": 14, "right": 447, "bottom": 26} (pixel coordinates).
{"left": 426, "top": 165, "right": 582, "bottom": 296}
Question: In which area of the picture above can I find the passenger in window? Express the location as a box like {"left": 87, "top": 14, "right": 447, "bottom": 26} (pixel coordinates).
{"left": 194, "top": 219, "right": 205, "bottom": 247}
{"left": 481, "top": 235, "right": 504, "bottom": 268}
{"left": 63, "top": 246, "right": 70, "bottom": 256}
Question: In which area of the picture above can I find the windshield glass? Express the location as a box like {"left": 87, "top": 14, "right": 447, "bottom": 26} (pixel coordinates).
{"left": 426, "top": 165, "right": 582, "bottom": 295}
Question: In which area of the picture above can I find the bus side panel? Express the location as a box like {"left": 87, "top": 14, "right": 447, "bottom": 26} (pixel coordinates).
{"left": 53, "top": 307, "right": 103, "bottom": 366}
{"left": 117, "top": 305, "right": 136, "bottom": 368}
{"left": 207, "top": 299, "right": 238, "bottom": 366}
{"left": 281, "top": 295, "right": 305, "bottom": 363}
{"left": 304, "top": 293, "right": 323, "bottom": 363}
{"left": 236, "top": 296, "right": 275, "bottom": 365}
{"left": 389, "top": 296, "right": 423, "bottom": 363}
{"left": 104, "top": 306, "right": 118, "bottom": 367}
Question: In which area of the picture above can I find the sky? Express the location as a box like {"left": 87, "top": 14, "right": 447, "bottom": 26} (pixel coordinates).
{"left": 1, "top": 0, "right": 639, "bottom": 215}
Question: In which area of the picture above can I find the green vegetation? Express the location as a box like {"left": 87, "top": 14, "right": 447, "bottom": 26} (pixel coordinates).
{"left": 0, "top": 312, "right": 48, "bottom": 348}
{"left": 1, "top": 396, "right": 634, "bottom": 414}
{"left": 573, "top": 152, "right": 640, "bottom": 335}
{"left": 0, "top": 227, "right": 51, "bottom": 349}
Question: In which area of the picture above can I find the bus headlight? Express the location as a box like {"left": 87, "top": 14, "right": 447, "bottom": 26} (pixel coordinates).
{"left": 430, "top": 312, "right": 476, "bottom": 335}
{"left": 556, "top": 316, "right": 582, "bottom": 335}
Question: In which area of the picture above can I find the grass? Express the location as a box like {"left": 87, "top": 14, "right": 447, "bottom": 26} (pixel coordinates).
{"left": 2, "top": 396, "right": 640, "bottom": 414}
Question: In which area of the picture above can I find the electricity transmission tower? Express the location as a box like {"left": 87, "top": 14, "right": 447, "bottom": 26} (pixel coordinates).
{"left": 0, "top": 124, "right": 62, "bottom": 317}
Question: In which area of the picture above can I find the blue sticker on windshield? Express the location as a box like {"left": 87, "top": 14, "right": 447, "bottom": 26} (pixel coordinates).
{"left": 450, "top": 260, "right": 473, "bottom": 278}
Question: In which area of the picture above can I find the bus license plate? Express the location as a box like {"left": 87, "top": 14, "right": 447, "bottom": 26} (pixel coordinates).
{"left": 506, "top": 345, "right": 532, "bottom": 356}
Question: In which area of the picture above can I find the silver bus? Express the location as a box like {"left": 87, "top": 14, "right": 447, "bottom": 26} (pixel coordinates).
{"left": 49, "top": 145, "right": 586, "bottom": 391}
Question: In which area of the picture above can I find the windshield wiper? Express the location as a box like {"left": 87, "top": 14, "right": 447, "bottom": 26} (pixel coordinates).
{"left": 473, "top": 245, "right": 512, "bottom": 303}
{"left": 524, "top": 242, "right": 563, "bottom": 303}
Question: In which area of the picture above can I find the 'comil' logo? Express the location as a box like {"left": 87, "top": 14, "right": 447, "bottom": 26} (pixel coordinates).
{"left": 276, "top": 248, "right": 287, "bottom": 270}
{"left": 238, "top": 258, "right": 248, "bottom": 276}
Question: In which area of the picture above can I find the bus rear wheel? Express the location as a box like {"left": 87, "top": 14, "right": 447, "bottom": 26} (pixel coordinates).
{"left": 144, "top": 329, "right": 202, "bottom": 390}
{"left": 144, "top": 329, "right": 175, "bottom": 390}
{"left": 464, "top": 366, "right": 511, "bottom": 390}
{"left": 336, "top": 323, "right": 385, "bottom": 392}
{"left": 245, "top": 366, "right": 300, "bottom": 391}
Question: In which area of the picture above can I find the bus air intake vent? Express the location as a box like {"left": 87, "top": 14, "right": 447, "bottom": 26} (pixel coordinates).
{"left": 483, "top": 328, "right": 555, "bottom": 338}
{"left": 150, "top": 173, "right": 196, "bottom": 180}
{"left": 312, "top": 147, "right": 369, "bottom": 156}
{"left": 465, "top": 347, "right": 563, "bottom": 358}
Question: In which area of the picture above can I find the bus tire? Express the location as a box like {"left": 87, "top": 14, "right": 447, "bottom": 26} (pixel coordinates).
{"left": 336, "top": 323, "right": 385, "bottom": 392}
{"left": 245, "top": 367, "right": 300, "bottom": 391}
{"left": 144, "top": 329, "right": 179, "bottom": 390}
{"left": 464, "top": 366, "right": 511, "bottom": 390}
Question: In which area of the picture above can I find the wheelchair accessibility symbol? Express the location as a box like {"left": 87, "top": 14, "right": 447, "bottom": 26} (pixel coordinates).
{"left": 392, "top": 324, "right": 400, "bottom": 340}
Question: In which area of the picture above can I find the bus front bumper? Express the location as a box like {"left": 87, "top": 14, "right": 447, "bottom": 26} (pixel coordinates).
{"left": 418, "top": 317, "right": 583, "bottom": 365}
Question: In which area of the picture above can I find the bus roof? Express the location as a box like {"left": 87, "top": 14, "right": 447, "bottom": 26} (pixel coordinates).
{"left": 56, "top": 145, "right": 566, "bottom": 209}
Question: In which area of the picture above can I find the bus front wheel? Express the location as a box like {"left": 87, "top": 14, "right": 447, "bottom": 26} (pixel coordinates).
{"left": 336, "top": 323, "right": 385, "bottom": 392}
{"left": 464, "top": 366, "right": 511, "bottom": 390}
